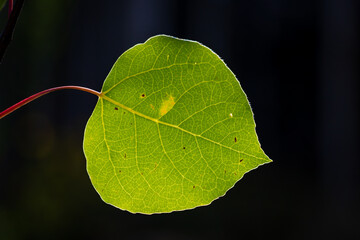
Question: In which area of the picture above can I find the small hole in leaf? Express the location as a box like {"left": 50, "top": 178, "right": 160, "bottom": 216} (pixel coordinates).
{"left": 183, "top": 146, "right": 186, "bottom": 150}
{"left": 234, "top": 137, "right": 237, "bottom": 143}
{"left": 114, "top": 107, "right": 118, "bottom": 110}
{"left": 229, "top": 113, "right": 233, "bottom": 117}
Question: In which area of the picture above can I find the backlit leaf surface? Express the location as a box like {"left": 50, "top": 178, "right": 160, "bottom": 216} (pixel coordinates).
{"left": 83, "top": 35, "right": 271, "bottom": 214}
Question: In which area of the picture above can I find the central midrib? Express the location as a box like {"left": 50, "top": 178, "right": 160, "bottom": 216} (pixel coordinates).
{"left": 100, "top": 94, "right": 265, "bottom": 160}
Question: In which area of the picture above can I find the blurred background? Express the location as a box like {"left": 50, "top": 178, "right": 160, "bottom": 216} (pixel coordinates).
{"left": 0, "top": 0, "right": 359, "bottom": 239}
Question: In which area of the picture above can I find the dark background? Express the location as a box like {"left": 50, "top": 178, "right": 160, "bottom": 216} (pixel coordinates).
{"left": 0, "top": 0, "right": 359, "bottom": 239}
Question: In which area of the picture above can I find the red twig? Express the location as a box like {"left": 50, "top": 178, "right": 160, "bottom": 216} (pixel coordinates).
{"left": 0, "top": 0, "right": 25, "bottom": 63}
{"left": 8, "top": 0, "right": 13, "bottom": 17}
{"left": 0, "top": 86, "right": 101, "bottom": 119}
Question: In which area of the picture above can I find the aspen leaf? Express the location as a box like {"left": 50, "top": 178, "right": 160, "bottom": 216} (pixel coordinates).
{"left": 83, "top": 35, "right": 271, "bottom": 214}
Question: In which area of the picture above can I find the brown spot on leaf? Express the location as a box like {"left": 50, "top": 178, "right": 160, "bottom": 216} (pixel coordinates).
{"left": 114, "top": 107, "right": 118, "bottom": 110}
{"left": 141, "top": 93, "right": 146, "bottom": 98}
{"left": 240, "top": 159, "right": 243, "bottom": 163}
{"left": 119, "top": 170, "right": 121, "bottom": 173}
{"left": 193, "top": 185, "right": 196, "bottom": 189}
{"left": 234, "top": 137, "right": 237, "bottom": 143}
{"left": 150, "top": 104, "right": 155, "bottom": 110}
{"left": 183, "top": 146, "right": 186, "bottom": 150}
{"left": 124, "top": 153, "right": 127, "bottom": 158}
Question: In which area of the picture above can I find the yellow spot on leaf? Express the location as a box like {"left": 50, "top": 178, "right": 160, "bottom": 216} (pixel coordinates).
{"left": 159, "top": 94, "right": 175, "bottom": 117}
{"left": 150, "top": 104, "right": 155, "bottom": 110}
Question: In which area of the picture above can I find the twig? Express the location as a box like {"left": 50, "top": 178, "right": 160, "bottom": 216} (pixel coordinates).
{"left": 0, "top": 0, "right": 25, "bottom": 63}
{"left": 8, "top": 0, "right": 14, "bottom": 17}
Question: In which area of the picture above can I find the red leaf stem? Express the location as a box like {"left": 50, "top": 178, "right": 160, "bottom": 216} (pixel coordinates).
{"left": 0, "top": 86, "right": 101, "bottom": 119}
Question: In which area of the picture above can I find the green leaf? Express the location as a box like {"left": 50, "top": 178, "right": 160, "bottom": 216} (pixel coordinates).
{"left": 0, "top": 0, "right": 6, "bottom": 12}
{"left": 83, "top": 35, "right": 271, "bottom": 214}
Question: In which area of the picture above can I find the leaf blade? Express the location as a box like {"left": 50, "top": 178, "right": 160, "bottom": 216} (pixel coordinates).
{"left": 84, "top": 35, "right": 271, "bottom": 214}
